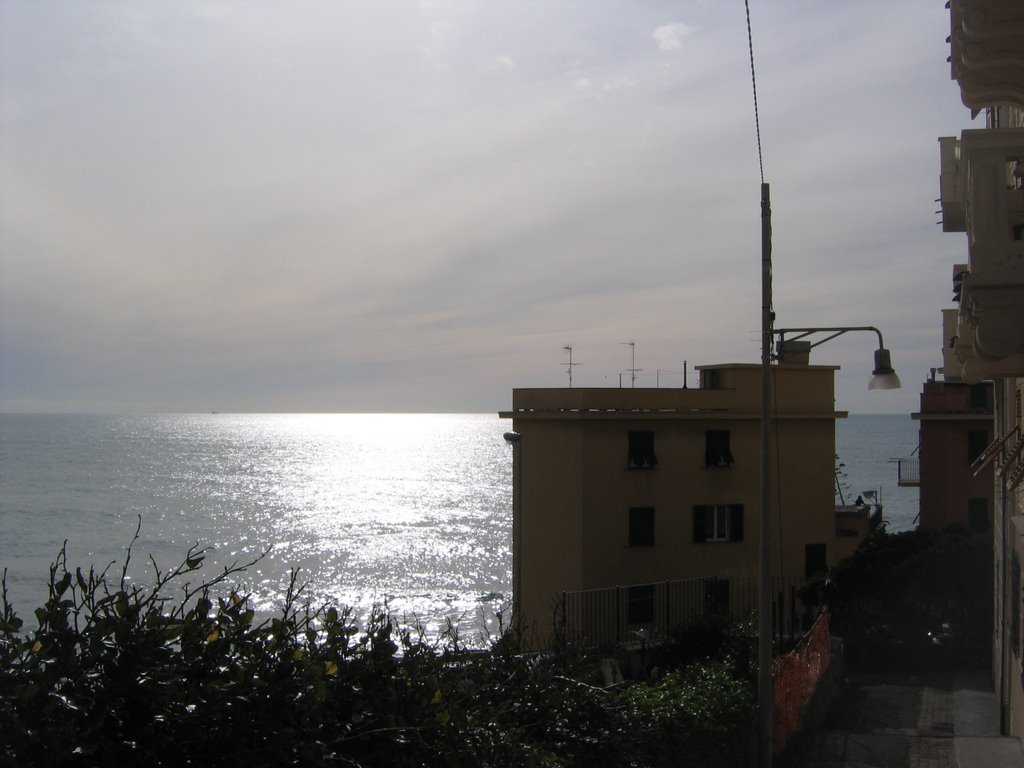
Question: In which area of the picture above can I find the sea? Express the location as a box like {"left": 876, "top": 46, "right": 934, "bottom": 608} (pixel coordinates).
{"left": 0, "top": 412, "right": 919, "bottom": 640}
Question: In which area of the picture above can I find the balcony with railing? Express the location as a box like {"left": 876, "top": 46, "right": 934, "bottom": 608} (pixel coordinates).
{"left": 895, "top": 456, "right": 920, "bottom": 487}
{"left": 939, "top": 128, "right": 1024, "bottom": 382}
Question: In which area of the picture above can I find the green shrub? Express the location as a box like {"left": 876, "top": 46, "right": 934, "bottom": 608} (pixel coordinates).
{"left": 619, "top": 663, "right": 756, "bottom": 767}
{"left": 811, "top": 523, "right": 992, "bottom": 667}
{"left": 1, "top": 532, "right": 757, "bottom": 768}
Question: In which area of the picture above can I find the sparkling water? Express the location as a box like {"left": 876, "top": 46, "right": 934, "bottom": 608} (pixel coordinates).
{"left": 0, "top": 413, "right": 513, "bottom": 640}
{"left": 0, "top": 412, "right": 918, "bottom": 637}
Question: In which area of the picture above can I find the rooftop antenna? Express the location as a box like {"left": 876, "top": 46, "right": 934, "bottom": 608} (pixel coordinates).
{"left": 563, "top": 345, "right": 580, "bottom": 387}
{"left": 621, "top": 341, "right": 638, "bottom": 388}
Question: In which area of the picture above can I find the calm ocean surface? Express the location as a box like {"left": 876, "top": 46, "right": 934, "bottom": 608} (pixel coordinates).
{"left": 0, "top": 412, "right": 918, "bottom": 637}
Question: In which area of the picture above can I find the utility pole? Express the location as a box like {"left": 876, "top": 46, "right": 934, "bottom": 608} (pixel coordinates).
{"left": 758, "top": 181, "right": 774, "bottom": 768}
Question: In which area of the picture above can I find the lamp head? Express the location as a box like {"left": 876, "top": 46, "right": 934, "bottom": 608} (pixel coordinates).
{"left": 869, "top": 348, "right": 902, "bottom": 390}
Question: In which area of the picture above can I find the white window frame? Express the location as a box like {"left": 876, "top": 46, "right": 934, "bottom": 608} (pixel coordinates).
{"left": 706, "top": 505, "right": 729, "bottom": 542}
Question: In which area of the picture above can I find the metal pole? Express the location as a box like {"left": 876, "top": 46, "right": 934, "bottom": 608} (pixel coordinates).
{"left": 758, "top": 181, "right": 774, "bottom": 767}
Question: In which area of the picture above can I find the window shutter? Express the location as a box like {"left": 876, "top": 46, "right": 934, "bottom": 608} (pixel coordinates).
{"left": 729, "top": 504, "right": 744, "bottom": 542}
{"left": 628, "top": 431, "right": 658, "bottom": 469}
{"left": 705, "top": 430, "right": 734, "bottom": 467}
{"left": 704, "top": 439, "right": 715, "bottom": 467}
{"left": 693, "top": 505, "right": 708, "bottom": 543}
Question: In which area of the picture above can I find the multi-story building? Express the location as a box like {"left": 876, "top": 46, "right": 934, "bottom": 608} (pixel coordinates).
{"left": 938, "top": 0, "right": 1024, "bottom": 740}
{"left": 500, "top": 359, "right": 874, "bottom": 644}
{"left": 910, "top": 373, "right": 994, "bottom": 531}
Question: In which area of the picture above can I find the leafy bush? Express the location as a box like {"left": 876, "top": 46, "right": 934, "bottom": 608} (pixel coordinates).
{"left": 628, "top": 663, "right": 755, "bottom": 766}
{"left": 809, "top": 523, "right": 992, "bottom": 667}
{"left": 1, "top": 533, "right": 757, "bottom": 768}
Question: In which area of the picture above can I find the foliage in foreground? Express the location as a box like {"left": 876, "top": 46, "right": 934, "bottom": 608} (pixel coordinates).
{"left": 0, "top": 540, "right": 755, "bottom": 768}
{"left": 808, "top": 523, "right": 992, "bottom": 666}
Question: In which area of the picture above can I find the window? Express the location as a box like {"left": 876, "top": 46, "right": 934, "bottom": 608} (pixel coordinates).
{"left": 969, "top": 383, "right": 988, "bottom": 409}
{"left": 628, "top": 507, "right": 655, "bottom": 546}
{"left": 805, "top": 543, "right": 827, "bottom": 578}
{"left": 705, "top": 430, "right": 734, "bottom": 467}
{"left": 693, "top": 504, "right": 743, "bottom": 543}
{"left": 707, "top": 506, "right": 728, "bottom": 541}
{"left": 627, "top": 431, "right": 658, "bottom": 470}
{"left": 967, "top": 429, "right": 988, "bottom": 465}
{"left": 628, "top": 584, "right": 655, "bottom": 624}
{"left": 968, "top": 498, "right": 989, "bottom": 532}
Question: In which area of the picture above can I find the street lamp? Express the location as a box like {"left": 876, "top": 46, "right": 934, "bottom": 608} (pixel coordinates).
{"left": 774, "top": 326, "right": 903, "bottom": 390}
{"left": 758, "top": 315, "right": 901, "bottom": 766}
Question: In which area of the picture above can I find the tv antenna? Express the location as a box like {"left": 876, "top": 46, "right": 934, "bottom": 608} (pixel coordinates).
{"left": 621, "top": 341, "right": 639, "bottom": 388}
{"left": 563, "top": 345, "right": 580, "bottom": 387}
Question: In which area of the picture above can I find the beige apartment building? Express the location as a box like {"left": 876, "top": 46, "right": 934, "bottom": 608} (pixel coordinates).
{"left": 500, "top": 360, "right": 873, "bottom": 644}
{"left": 938, "top": 0, "right": 1024, "bottom": 742}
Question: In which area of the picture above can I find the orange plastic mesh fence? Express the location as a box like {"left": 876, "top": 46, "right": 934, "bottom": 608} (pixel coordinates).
{"left": 772, "top": 608, "right": 832, "bottom": 756}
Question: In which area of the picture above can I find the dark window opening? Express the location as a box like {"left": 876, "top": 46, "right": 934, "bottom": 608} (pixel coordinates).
{"left": 702, "top": 370, "right": 720, "bottom": 389}
{"left": 628, "top": 507, "right": 655, "bottom": 546}
{"left": 969, "top": 383, "right": 989, "bottom": 409}
{"left": 693, "top": 504, "right": 743, "bottom": 543}
{"left": 705, "top": 430, "right": 734, "bottom": 467}
{"left": 628, "top": 584, "right": 655, "bottom": 624}
{"left": 627, "top": 431, "right": 658, "bottom": 470}
{"left": 968, "top": 498, "right": 989, "bottom": 532}
{"left": 805, "top": 543, "right": 827, "bottom": 578}
{"left": 967, "top": 429, "right": 989, "bottom": 465}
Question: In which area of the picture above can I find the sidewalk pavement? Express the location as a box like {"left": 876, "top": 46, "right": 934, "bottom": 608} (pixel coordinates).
{"left": 791, "top": 669, "right": 1024, "bottom": 768}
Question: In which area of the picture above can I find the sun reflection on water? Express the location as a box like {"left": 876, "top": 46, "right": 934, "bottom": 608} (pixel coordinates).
{"left": 0, "top": 413, "right": 513, "bottom": 644}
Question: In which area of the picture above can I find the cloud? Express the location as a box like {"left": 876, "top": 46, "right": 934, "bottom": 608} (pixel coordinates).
{"left": 419, "top": 20, "right": 455, "bottom": 60}
{"left": 492, "top": 54, "right": 516, "bottom": 73}
{"left": 0, "top": 1, "right": 976, "bottom": 414}
{"left": 652, "top": 22, "right": 693, "bottom": 52}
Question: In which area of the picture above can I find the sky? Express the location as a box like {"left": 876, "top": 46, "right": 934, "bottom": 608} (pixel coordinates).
{"left": 0, "top": 1, "right": 979, "bottom": 415}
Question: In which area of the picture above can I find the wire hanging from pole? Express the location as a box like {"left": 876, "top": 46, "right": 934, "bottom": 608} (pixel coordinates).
{"left": 747, "top": 3, "right": 775, "bottom": 767}
{"left": 744, "top": 0, "right": 765, "bottom": 185}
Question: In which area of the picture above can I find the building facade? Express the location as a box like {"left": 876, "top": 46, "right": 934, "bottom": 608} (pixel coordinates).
{"left": 938, "top": 0, "right": 1024, "bottom": 740}
{"left": 500, "top": 361, "right": 872, "bottom": 644}
{"left": 912, "top": 376, "right": 994, "bottom": 531}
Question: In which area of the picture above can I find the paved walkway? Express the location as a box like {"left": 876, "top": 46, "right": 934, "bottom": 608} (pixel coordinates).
{"left": 792, "top": 669, "right": 1024, "bottom": 768}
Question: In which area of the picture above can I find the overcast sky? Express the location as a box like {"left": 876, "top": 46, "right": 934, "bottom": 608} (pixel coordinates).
{"left": 0, "top": 1, "right": 978, "bottom": 414}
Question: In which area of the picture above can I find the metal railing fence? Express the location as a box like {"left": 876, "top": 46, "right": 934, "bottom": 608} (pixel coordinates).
{"left": 558, "top": 575, "right": 814, "bottom": 649}
{"left": 895, "top": 457, "right": 920, "bottom": 486}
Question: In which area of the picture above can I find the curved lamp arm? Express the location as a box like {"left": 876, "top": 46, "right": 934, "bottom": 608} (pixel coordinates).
{"left": 773, "top": 326, "right": 901, "bottom": 390}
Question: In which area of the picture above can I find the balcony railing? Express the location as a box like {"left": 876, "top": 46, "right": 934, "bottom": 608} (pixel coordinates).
{"left": 939, "top": 128, "right": 1024, "bottom": 382}
{"left": 895, "top": 457, "right": 920, "bottom": 487}
{"left": 557, "top": 575, "right": 812, "bottom": 650}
